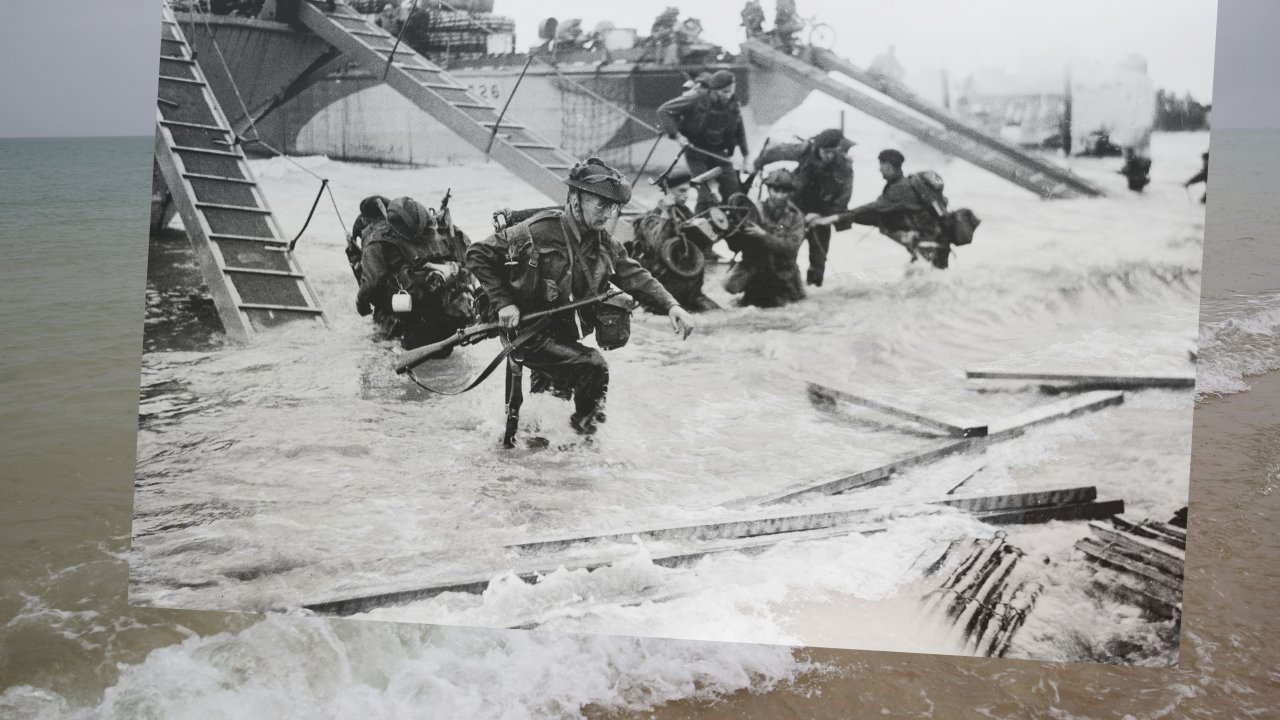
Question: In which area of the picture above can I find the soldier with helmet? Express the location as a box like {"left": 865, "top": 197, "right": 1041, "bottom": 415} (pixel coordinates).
{"left": 754, "top": 127, "right": 855, "bottom": 286}
{"left": 629, "top": 168, "right": 720, "bottom": 313}
{"left": 357, "top": 196, "right": 475, "bottom": 353}
{"left": 657, "top": 69, "right": 751, "bottom": 214}
{"left": 466, "top": 158, "right": 696, "bottom": 436}
{"left": 722, "top": 169, "right": 807, "bottom": 308}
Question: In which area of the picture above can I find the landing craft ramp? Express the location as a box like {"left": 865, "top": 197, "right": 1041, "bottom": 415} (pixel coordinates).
{"left": 740, "top": 40, "right": 1106, "bottom": 200}
{"left": 296, "top": 1, "right": 584, "bottom": 205}
{"left": 154, "top": 4, "right": 328, "bottom": 340}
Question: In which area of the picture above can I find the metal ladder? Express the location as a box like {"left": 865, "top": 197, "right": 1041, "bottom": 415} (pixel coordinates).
{"left": 154, "top": 4, "right": 328, "bottom": 340}
{"left": 741, "top": 40, "right": 1105, "bottom": 200}
{"left": 296, "top": 1, "right": 580, "bottom": 204}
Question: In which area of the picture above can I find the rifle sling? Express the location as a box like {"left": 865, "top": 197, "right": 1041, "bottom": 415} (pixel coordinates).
{"left": 405, "top": 316, "right": 552, "bottom": 396}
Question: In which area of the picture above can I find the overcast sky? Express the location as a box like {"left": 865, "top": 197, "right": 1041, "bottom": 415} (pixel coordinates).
{"left": 0, "top": 0, "right": 1274, "bottom": 137}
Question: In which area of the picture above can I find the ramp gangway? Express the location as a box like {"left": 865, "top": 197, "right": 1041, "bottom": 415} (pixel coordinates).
{"left": 809, "top": 48, "right": 1104, "bottom": 199}
{"left": 154, "top": 3, "right": 328, "bottom": 340}
{"left": 296, "top": 1, "right": 583, "bottom": 205}
{"left": 741, "top": 40, "right": 1105, "bottom": 200}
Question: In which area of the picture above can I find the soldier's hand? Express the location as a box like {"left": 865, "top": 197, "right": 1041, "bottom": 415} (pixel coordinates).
{"left": 498, "top": 304, "right": 521, "bottom": 330}
{"left": 668, "top": 306, "right": 695, "bottom": 340}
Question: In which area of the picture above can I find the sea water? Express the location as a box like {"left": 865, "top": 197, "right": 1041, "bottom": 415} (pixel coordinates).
{"left": 1, "top": 131, "right": 1277, "bottom": 718}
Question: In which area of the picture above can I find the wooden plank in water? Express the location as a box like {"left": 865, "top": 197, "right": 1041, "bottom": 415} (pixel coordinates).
{"left": 1076, "top": 537, "right": 1184, "bottom": 594}
{"left": 935, "top": 487, "right": 1098, "bottom": 513}
{"left": 966, "top": 370, "right": 1195, "bottom": 390}
{"left": 733, "top": 391, "right": 1124, "bottom": 507}
{"left": 973, "top": 499, "right": 1124, "bottom": 525}
{"left": 303, "top": 522, "right": 890, "bottom": 616}
{"left": 1111, "top": 514, "right": 1187, "bottom": 550}
{"left": 807, "top": 382, "right": 988, "bottom": 437}
{"left": 1086, "top": 521, "right": 1185, "bottom": 577}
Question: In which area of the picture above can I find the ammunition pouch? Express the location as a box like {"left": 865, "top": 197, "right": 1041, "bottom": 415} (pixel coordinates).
{"left": 595, "top": 294, "right": 636, "bottom": 351}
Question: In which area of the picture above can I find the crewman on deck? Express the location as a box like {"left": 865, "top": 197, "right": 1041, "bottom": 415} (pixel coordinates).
{"left": 629, "top": 169, "right": 719, "bottom": 313}
{"left": 753, "top": 128, "right": 854, "bottom": 286}
{"left": 1185, "top": 151, "right": 1209, "bottom": 204}
{"left": 812, "top": 149, "right": 952, "bottom": 269}
{"left": 357, "top": 196, "right": 475, "bottom": 352}
{"left": 722, "top": 169, "right": 806, "bottom": 308}
{"left": 466, "top": 158, "right": 696, "bottom": 436}
{"left": 657, "top": 69, "right": 750, "bottom": 214}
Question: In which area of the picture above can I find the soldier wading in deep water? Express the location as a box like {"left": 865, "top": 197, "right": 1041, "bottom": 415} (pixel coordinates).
{"left": 466, "top": 158, "right": 696, "bottom": 436}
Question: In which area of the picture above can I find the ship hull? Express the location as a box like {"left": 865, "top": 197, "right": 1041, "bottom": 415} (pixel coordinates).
{"left": 176, "top": 13, "right": 810, "bottom": 170}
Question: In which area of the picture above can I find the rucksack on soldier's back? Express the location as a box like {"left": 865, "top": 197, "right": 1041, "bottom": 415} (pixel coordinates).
{"left": 907, "top": 171, "right": 980, "bottom": 247}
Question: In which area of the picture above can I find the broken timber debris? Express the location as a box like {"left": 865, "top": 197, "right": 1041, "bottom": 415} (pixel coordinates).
{"left": 922, "top": 533, "right": 1039, "bottom": 657}
{"left": 966, "top": 369, "right": 1195, "bottom": 391}
{"left": 730, "top": 390, "right": 1124, "bottom": 507}
{"left": 302, "top": 485, "right": 1125, "bottom": 616}
{"left": 1075, "top": 514, "right": 1185, "bottom": 618}
{"left": 807, "top": 381, "right": 988, "bottom": 437}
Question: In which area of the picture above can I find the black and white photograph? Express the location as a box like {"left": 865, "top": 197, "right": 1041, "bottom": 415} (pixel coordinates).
{"left": 131, "top": 0, "right": 1216, "bottom": 665}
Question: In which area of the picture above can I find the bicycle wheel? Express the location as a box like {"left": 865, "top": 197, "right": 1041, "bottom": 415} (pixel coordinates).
{"left": 808, "top": 23, "right": 836, "bottom": 50}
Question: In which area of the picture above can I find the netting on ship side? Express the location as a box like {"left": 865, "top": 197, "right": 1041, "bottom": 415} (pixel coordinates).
{"left": 558, "top": 74, "right": 642, "bottom": 171}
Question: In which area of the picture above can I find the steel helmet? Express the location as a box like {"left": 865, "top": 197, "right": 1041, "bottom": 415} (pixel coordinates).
{"left": 563, "top": 157, "right": 632, "bottom": 205}
{"left": 763, "top": 168, "right": 798, "bottom": 191}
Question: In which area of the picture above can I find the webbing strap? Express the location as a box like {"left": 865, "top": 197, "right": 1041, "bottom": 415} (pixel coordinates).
{"left": 404, "top": 316, "right": 550, "bottom": 396}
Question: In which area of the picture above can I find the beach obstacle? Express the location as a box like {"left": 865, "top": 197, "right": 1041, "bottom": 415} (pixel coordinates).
{"left": 1075, "top": 513, "right": 1186, "bottom": 618}
{"left": 965, "top": 369, "right": 1196, "bottom": 393}
{"left": 729, "top": 389, "right": 1124, "bottom": 507}
{"left": 807, "top": 382, "right": 988, "bottom": 437}
{"left": 301, "top": 484, "right": 1121, "bottom": 616}
{"left": 921, "top": 533, "right": 1040, "bottom": 658}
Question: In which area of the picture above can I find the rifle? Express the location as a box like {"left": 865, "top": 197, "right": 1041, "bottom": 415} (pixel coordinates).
{"left": 740, "top": 137, "right": 770, "bottom": 194}
{"left": 439, "top": 187, "right": 454, "bottom": 237}
{"left": 394, "top": 289, "right": 623, "bottom": 374}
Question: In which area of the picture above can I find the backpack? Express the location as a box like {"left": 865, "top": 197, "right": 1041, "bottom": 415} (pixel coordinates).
{"left": 907, "top": 171, "right": 981, "bottom": 247}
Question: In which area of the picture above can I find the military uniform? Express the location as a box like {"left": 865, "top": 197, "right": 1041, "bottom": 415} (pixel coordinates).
{"left": 631, "top": 200, "right": 719, "bottom": 313}
{"left": 754, "top": 129, "right": 855, "bottom": 285}
{"left": 357, "top": 197, "right": 472, "bottom": 351}
{"left": 836, "top": 172, "right": 950, "bottom": 269}
{"left": 726, "top": 197, "right": 806, "bottom": 308}
{"left": 466, "top": 208, "right": 679, "bottom": 427}
{"left": 657, "top": 73, "right": 749, "bottom": 214}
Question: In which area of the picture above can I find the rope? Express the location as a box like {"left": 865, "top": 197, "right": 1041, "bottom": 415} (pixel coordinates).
{"left": 183, "top": 6, "right": 347, "bottom": 243}
{"left": 382, "top": 0, "right": 421, "bottom": 81}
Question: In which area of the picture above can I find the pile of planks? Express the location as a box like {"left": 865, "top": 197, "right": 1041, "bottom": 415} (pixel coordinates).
{"left": 1075, "top": 513, "right": 1186, "bottom": 618}
{"left": 921, "top": 533, "right": 1041, "bottom": 658}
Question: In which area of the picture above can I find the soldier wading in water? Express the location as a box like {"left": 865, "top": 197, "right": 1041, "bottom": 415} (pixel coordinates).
{"left": 466, "top": 158, "right": 696, "bottom": 436}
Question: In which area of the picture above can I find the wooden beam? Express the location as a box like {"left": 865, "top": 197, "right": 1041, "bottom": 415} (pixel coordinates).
{"left": 731, "top": 391, "right": 1124, "bottom": 507}
{"left": 1086, "top": 521, "right": 1185, "bottom": 577}
{"left": 303, "top": 522, "right": 891, "bottom": 616}
{"left": 972, "top": 499, "right": 1124, "bottom": 525}
{"left": 807, "top": 382, "right": 988, "bottom": 437}
{"left": 966, "top": 370, "right": 1195, "bottom": 390}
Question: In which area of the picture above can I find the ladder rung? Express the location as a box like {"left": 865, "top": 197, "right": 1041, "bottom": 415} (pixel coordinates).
{"left": 225, "top": 267, "right": 307, "bottom": 279}
{"left": 182, "top": 172, "right": 257, "bottom": 185}
{"left": 240, "top": 303, "right": 324, "bottom": 314}
{"left": 452, "top": 102, "right": 495, "bottom": 110}
{"left": 424, "top": 82, "right": 465, "bottom": 91}
{"left": 543, "top": 164, "right": 574, "bottom": 170}
{"left": 392, "top": 61, "right": 434, "bottom": 71}
{"left": 512, "top": 142, "right": 557, "bottom": 150}
{"left": 196, "top": 202, "right": 272, "bottom": 214}
{"left": 172, "top": 145, "right": 242, "bottom": 158}
{"left": 211, "top": 233, "right": 286, "bottom": 245}
{"left": 161, "top": 119, "right": 231, "bottom": 133}
{"left": 159, "top": 75, "right": 206, "bottom": 86}
{"left": 479, "top": 121, "right": 526, "bottom": 130}
{"left": 159, "top": 56, "right": 197, "bottom": 65}
{"left": 346, "top": 28, "right": 387, "bottom": 38}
